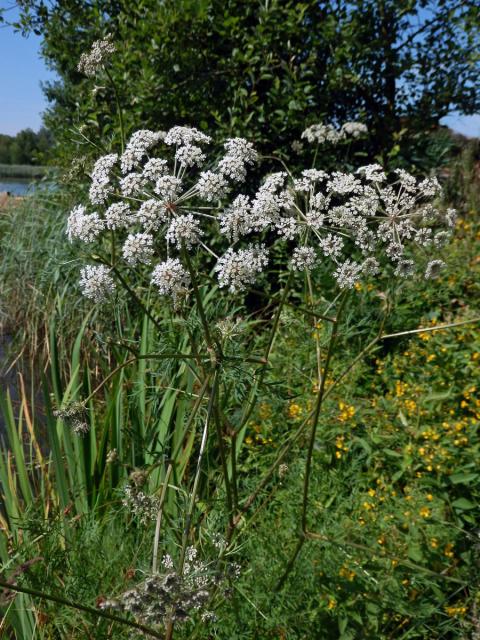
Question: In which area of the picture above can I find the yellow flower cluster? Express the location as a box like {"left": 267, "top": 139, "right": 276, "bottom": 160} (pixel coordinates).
{"left": 287, "top": 402, "right": 303, "bottom": 419}
{"left": 403, "top": 398, "right": 417, "bottom": 415}
{"left": 461, "top": 385, "right": 480, "bottom": 420}
{"left": 338, "top": 401, "right": 355, "bottom": 422}
{"left": 395, "top": 380, "right": 409, "bottom": 397}
{"left": 335, "top": 435, "right": 349, "bottom": 459}
{"left": 245, "top": 433, "right": 273, "bottom": 446}
{"left": 354, "top": 282, "right": 374, "bottom": 292}
{"left": 339, "top": 565, "right": 356, "bottom": 581}
{"left": 245, "top": 421, "right": 273, "bottom": 447}
{"left": 444, "top": 604, "right": 467, "bottom": 617}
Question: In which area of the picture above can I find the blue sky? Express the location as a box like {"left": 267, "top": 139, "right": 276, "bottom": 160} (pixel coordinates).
{"left": 0, "top": 4, "right": 57, "bottom": 135}
{"left": 1, "top": 7, "right": 479, "bottom": 138}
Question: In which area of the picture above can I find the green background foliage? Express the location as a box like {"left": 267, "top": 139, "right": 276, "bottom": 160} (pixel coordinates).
{"left": 6, "top": 0, "right": 480, "bottom": 165}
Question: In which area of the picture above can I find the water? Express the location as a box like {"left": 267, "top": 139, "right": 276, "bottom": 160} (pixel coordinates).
{"left": 0, "top": 178, "right": 33, "bottom": 196}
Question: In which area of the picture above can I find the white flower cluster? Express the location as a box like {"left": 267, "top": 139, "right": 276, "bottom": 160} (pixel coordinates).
{"left": 100, "top": 546, "right": 233, "bottom": 627}
{"left": 79, "top": 265, "right": 116, "bottom": 302}
{"left": 151, "top": 258, "right": 191, "bottom": 303}
{"left": 215, "top": 244, "right": 269, "bottom": 293}
{"left": 89, "top": 153, "right": 118, "bottom": 204}
{"left": 301, "top": 121, "right": 368, "bottom": 146}
{"left": 121, "top": 129, "right": 165, "bottom": 173}
{"left": 122, "top": 484, "right": 161, "bottom": 524}
{"left": 67, "top": 124, "right": 453, "bottom": 303}
{"left": 67, "top": 205, "right": 104, "bottom": 243}
{"left": 77, "top": 35, "right": 115, "bottom": 77}
{"left": 291, "top": 246, "right": 317, "bottom": 271}
{"left": 340, "top": 121, "right": 369, "bottom": 138}
{"left": 122, "top": 232, "right": 154, "bottom": 265}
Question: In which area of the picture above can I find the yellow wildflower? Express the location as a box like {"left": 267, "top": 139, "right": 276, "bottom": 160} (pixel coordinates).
{"left": 287, "top": 402, "right": 302, "bottom": 419}
{"left": 338, "top": 401, "right": 355, "bottom": 422}
{"left": 445, "top": 604, "right": 467, "bottom": 617}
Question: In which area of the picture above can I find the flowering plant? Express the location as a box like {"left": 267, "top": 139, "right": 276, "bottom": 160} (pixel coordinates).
{"left": 60, "top": 36, "right": 461, "bottom": 638}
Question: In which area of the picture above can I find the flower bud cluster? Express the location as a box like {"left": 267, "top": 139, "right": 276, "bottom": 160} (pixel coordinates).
{"left": 53, "top": 402, "right": 89, "bottom": 436}
{"left": 77, "top": 35, "right": 115, "bottom": 77}
{"left": 122, "top": 484, "right": 161, "bottom": 524}
{"left": 100, "top": 546, "right": 237, "bottom": 628}
{"left": 301, "top": 121, "right": 368, "bottom": 146}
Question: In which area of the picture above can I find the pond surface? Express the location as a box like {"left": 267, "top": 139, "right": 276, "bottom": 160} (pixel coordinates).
{"left": 0, "top": 178, "right": 33, "bottom": 196}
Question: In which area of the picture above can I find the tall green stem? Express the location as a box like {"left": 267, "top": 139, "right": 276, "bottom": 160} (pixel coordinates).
{"left": 275, "top": 292, "right": 349, "bottom": 590}
{"left": 105, "top": 67, "right": 126, "bottom": 152}
{"left": 111, "top": 265, "right": 161, "bottom": 330}
{"left": 214, "top": 403, "right": 234, "bottom": 528}
{"left": 182, "top": 248, "right": 217, "bottom": 358}
{"left": 152, "top": 463, "right": 173, "bottom": 574}
{"left": 164, "top": 369, "right": 219, "bottom": 640}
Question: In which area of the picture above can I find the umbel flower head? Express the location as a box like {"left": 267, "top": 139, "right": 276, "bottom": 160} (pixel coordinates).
{"left": 79, "top": 265, "right": 116, "bottom": 302}
{"left": 100, "top": 546, "right": 239, "bottom": 628}
{"left": 53, "top": 401, "right": 89, "bottom": 436}
{"left": 67, "top": 123, "right": 454, "bottom": 304}
{"left": 301, "top": 121, "right": 368, "bottom": 146}
{"left": 78, "top": 34, "right": 115, "bottom": 77}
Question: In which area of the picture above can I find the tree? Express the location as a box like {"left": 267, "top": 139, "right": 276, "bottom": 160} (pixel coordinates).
{"left": 5, "top": 0, "right": 480, "bottom": 165}
{"left": 0, "top": 127, "right": 53, "bottom": 165}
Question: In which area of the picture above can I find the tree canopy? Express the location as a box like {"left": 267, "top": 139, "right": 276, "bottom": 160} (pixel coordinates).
{"left": 0, "top": 127, "right": 52, "bottom": 165}
{"left": 5, "top": 0, "right": 480, "bottom": 165}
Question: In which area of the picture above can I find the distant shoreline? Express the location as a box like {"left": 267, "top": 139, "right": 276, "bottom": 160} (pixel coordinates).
{"left": 0, "top": 163, "right": 48, "bottom": 179}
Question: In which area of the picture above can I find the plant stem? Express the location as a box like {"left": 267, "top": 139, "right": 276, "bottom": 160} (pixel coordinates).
{"left": 304, "top": 531, "right": 465, "bottom": 584}
{"left": 230, "top": 430, "right": 239, "bottom": 511}
{"left": 264, "top": 271, "right": 293, "bottom": 362}
{"left": 180, "top": 369, "right": 218, "bottom": 565}
{"left": 228, "top": 272, "right": 294, "bottom": 461}
{"left": 110, "top": 265, "right": 162, "bottom": 331}
{"left": 381, "top": 316, "right": 480, "bottom": 340}
{"left": 0, "top": 579, "right": 164, "bottom": 639}
{"left": 164, "top": 369, "right": 219, "bottom": 640}
{"left": 323, "top": 315, "right": 480, "bottom": 402}
{"left": 275, "top": 291, "right": 349, "bottom": 590}
{"left": 214, "top": 403, "right": 234, "bottom": 528}
{"left": 301, "top": 292, "right": 349, "bottom": 530}
{"left": 110, "top": 229, "right": 116, "bottom": 266}
{"left": 152, "top": 463, "right": 173, "bottom": 574}
{"left": 182, "top": 247, "right": 217, "bottom": 359}
{"left": 105, "top": 67, "right": 126, "bottom": 152}
{"left": 306, "top": 271, "right": 323, "bottom": 385}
